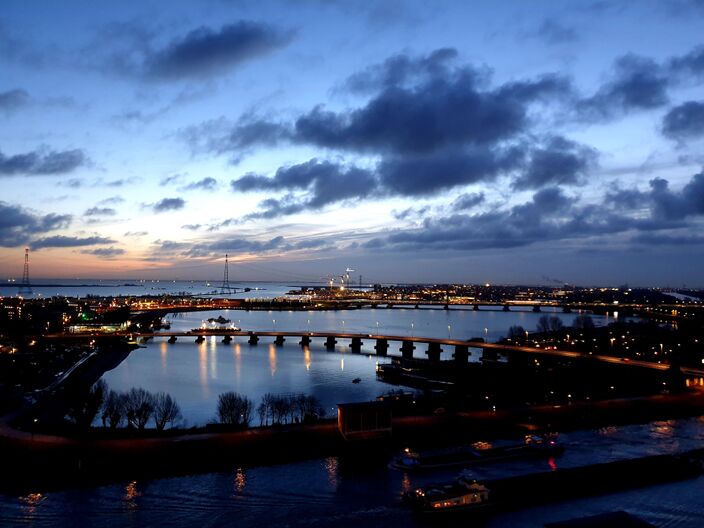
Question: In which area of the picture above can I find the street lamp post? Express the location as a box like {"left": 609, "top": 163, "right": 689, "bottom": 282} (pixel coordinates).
{"left": 272, "top": 319, "right": 276, "bottom": 332}
{"left": 411, "top": 322, "right": 414, "bottom": 337}
{"left": 448, "top": 325, "right": 452, "bottom": 339}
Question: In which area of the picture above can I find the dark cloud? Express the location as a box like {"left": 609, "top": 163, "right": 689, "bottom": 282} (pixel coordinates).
{"left": 124, "top": 231, "right": 148, "bottom": 237}
{"left": 362, "top": 171, "right": 704, "bottom": 252}
{"left": 531, "top": 19, "right": 579, "bottom": 45}
{"left": 207, "top": 50, "right": 570, "bottom": 157}
{"left": 160, "top": 174, "right": 184, "bottom": 186}
{"left": 392, "top": 206, "right": 431, "bottom": 220}
{"left": 662, "top": 101, "right": 704, "bottom": 140}
{"left": 511, "top": 136, "right": 598, "bottom": 189}
{"left": 342, "top": 48, "right": 462, "bottom": 94}
{"left": 292, "top": 74, "right": 569, "bottom": 155}
{"left": 0, "top": 147, "right": 87, "bottom": 176}
{"left": 0, "top": 89, "right": 30, "bottom": 113}
{"left": 203, "top": 236, "right": 285, "bottom": 253}
{"left": 31, "top": 235, "right": 115, "bottom": 250}
{"left": 156, "top": 240, "right": 191, "bottom": 253}
{"left": 80, "top": 247, "right": 126, "bottom": 257}
{"left": 377, "top": 147, "right": 522, "bottom": 195}
{"left": 668, "top": 45, "right": 704, "bottom": 82}
{"left": 152, "top": 197, "right": 186, "bottom": 212}
{"left": 98, "top": 196, "right": 125, "bottom": 205}
{"left": 183, "top": 177, "right": 217, "bottom": 191}
{"left": 0, "top": 202, "right": 71, "bottom": 247}
{"left": 143, "top": 22, "right": 292, "bottom": 80}
{"left": 577, "top": 55, "right": 669, "bottom": 121}
{"left": 232, "top": 159, "right": 377, "bottom": 218}
{"left": 84, "top": 207, "right": 117, "bottom": 217}
{"left": 451, "top": 192, "right": 485, "bottom": 211}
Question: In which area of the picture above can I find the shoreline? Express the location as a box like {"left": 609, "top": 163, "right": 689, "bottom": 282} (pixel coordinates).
{"left": 2, "top": 388, "right": 704, "bottom": 494}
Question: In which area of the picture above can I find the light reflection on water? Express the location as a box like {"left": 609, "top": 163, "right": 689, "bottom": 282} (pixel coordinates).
{"left": 234, "top": 468, "right": 246, "bottom": 495}
{"left": 5, "top": 417, "right": 704, "bottom": 527}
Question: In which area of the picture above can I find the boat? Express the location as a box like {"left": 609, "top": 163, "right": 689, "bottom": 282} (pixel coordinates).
{"left": 191, "top": 325, "right": 241, "bottom": 333}
{"left": 391, "top": 434, "right": 563, "bottom": 471}
{"left": 403, "top": 475, "right": 491, "bottom": 513}
{"left": 352, "top": 377, "right": 361, "bottom": 384}
{"left": 207, "top": 316, "right": 231, "bottom": 324}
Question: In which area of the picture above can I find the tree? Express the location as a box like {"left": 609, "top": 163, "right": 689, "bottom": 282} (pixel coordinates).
{"left": 572, "top": 314, "right": 595, "bottom": 329}
{"left": 124, "top": 388, "right": 155, "bottom": 429}
{"left": 537, "top": 315, "right": 564, "bottom": 334}
{"left": 67, "top": 379, "right": 107, "bottom": 428}
{"left": 101, "top": 389, "right": 126, "bottom": 428}
{"left": 507, "top": 325, "right": 526, "bottom": 341}
{"left": 153, "top": 392, "right": 182, "bottom": 430}
{"left": 217, "top": 391, "right": 253, "bottom": 427}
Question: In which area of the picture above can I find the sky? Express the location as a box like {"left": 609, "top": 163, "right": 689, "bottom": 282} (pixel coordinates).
{"left": 1, "top": 0, "right": 704, "bottom": 286}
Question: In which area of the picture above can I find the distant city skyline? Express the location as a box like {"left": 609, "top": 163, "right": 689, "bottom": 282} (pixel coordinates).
{"left": 1, "top": 0, "right": 704, "bottom": 286}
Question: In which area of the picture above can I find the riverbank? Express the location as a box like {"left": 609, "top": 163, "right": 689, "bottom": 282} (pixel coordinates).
{"left": 2, "top": 387, "right": 704, "bottom": 494}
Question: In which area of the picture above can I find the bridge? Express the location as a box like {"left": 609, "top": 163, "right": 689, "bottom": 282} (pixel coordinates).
{"left": 53, "top": 329, "right": 704, "bottom": 378}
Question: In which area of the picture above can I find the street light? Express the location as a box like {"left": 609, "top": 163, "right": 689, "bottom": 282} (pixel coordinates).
{"left": 411, "top": 322, "right": 414, "bottom": 337}
{"left": 272, "top": 319, "right": 276, "bottom": 331}
{"left": 448, "top": 325, "right": 452, "bottom": 339}
{"left": 376, "top": 321, "right": 379, "bottom": 334}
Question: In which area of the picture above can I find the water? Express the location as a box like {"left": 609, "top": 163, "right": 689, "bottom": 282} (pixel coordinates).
{"left": 3, "top": 417, "right": 704, "bottom": 527}
{"left": 0, "top": 279, "right": 299, "bottom": 299}
{"left": 100, "top": 308, "right": 604, "bottom": 426}
{"left": 4, "top": 285, "right": 661, "bottom": 526}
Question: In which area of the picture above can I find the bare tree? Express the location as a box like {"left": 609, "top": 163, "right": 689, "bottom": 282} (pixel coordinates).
{"left": 67, "top": 379, "right": 107, "bottom": 428}
{"left": 572, "top": 314, "right": 595, "bottom": 329}
{"left": 101, "top": 389, "right": 126, "bottom": 428}
{"left": 507, "top": 325, "right": 526, "bottom": 341}
{"left": 124, "top": 388, "right": 155, "bottom": 429}
{"left": 153, "top": 392, "right": 182, "bottom": 430}
{"left": 537, "top": 315, "right": 564, "bottom": 334}
{"left": 217, "top": 391, "right": 253, "bottom": 427}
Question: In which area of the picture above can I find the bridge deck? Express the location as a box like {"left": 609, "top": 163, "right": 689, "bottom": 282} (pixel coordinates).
{"left": 48, "top": 330, "right": 704, "bottom": 377}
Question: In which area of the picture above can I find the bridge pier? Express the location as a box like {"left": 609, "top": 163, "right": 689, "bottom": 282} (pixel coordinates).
{"left": 195, "top": 335, "right": 205, "bottom": 344}
{"left": 222, "top": 335, "right": 232, "bottom": 344}
{"left": 482, "top": 348, "right": 498, "bottom": 362}
{"left": 167, "top": 336, "right": 177, "bottom": 344}
{"left": 325, "top": 336, "right": 337, "bottom": 350}
{"left": 274, "top": 335, "right": 285, "bottom": 346}
{"left": 444, "top": 304, "right": 449, "bottom": 310}
{"left": 562, "top": 306, "right": 572, "bottom": 313}
{"left": 426, "top": 342, "right": 442, "bottom": 362}
{"left": 453, "top": 344, "right": 470, "bottom": 364}
{"left": 350, "top": 336, "right": 363, "bottom": 352}
{"left": 532, "top": 305, "right": 541, "bottom": 312}
{"left": 400, "top": 340, "right": 416, "bottom": 359}
{"left": 248, "top": 333, "right": 259, "bottom": 345}
{"left": 473, "top": 304, "right": 480, "bottom": 311}
{"left": 375, "top": 338, "right": 389, "bottom": 356}
{"left": 299, "top": 335, "right": 312, "bottom": 347}
{"left": 503, "top": 304, "right": 510, "bottom": 311}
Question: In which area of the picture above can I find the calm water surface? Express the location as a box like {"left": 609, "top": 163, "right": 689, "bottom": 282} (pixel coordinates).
{"left": 3, "top": 417, "right": 704, "bottom": 527}
{"left": 101, "top": 308, "right": 609, "bottom": 425}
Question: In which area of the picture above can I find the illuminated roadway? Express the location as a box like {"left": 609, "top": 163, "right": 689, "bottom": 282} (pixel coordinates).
{"left": 50, "top": 329, "right": 704, "bottom": 378}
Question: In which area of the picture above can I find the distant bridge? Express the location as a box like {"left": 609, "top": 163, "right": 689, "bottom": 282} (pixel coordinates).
{"left": 49, "top": 329, "right": 704, "bottom": 378}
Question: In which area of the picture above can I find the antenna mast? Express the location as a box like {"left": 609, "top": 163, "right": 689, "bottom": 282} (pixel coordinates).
{"left": 220, "top": 254, "right": 232, "bottom": 295}
{"left": 18, "top": 247, "right": 33, "bottom": 296}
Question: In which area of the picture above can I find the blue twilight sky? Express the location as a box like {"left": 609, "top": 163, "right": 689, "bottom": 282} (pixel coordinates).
{"left": 1, "top": 0, "right": 704, "bottom": 286}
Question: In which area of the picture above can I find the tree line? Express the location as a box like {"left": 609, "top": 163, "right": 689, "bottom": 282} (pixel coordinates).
{"left": 66, "top": 381, "right": 326, "bottom": 431}
{"left": 216, "top": 391, "right": 326, "bottom": 427}
{"left": 507, "top": 314, "right": 595, "bottom": 341}
{"left": 66, "top": 380, "right": 182, "bottom": 430}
